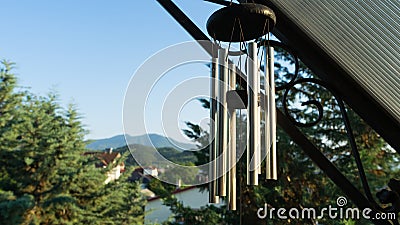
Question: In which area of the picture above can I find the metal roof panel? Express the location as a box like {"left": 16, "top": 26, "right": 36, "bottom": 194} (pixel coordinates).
{"left": 270, "top": 0, "right": 400, "bottom": 123}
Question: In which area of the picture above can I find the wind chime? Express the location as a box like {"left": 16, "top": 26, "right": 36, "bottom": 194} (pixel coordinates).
{"left": 207, "top": 2, "right": 277, "bottom": 210}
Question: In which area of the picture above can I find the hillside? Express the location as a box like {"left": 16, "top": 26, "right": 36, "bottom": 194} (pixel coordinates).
{"left": 86, "top": 133, "right": 196, "bottom": 151}
{"left": 114, "top": 144, "right": 197, "bottom": 166}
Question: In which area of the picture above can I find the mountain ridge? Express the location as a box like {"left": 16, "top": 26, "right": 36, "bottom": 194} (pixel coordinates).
{"left": 86, "top": 133, "right": 196, "bottom": 151}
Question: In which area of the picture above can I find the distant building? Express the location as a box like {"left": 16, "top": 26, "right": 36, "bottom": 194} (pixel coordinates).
{"left": 83, "top": 148, "right": 125, "bottom": 184}
{"left": 143, "top": 166, "right": 158, "bottom": 177}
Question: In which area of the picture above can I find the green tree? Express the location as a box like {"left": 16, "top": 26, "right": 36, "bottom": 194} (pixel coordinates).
{"left": 159, "top": 162, "right": 199, "bottom": 185}
{"left": 158, "top": 45, "right": 400, "bottom": 225}
{"left": 0, "top": 61, "right": 145, "bottom": 224}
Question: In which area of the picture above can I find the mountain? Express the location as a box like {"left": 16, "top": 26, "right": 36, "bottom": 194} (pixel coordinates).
{"left": 86, "top": 133, "right": 196, "bottom": 151}
{"left": 113, "top": 144, "right": 197, "bottom": 166}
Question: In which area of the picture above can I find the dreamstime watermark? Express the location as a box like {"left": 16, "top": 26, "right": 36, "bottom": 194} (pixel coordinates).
{"left": 257, "top": 196, "right": 397, "bottom": 221}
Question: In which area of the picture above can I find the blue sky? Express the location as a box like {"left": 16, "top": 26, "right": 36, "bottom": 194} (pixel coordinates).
{"left": 0, "top": 1, "right": 221, "bottom": 141}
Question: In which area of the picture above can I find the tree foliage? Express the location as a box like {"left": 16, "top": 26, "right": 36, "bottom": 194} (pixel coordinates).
{"left": 158, "top": 45, "right": 400, "bottom": 225}
{"left": 0, "top": 61, "right": 145, "bottom": 224}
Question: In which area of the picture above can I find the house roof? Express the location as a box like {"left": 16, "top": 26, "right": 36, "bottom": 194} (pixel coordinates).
{"left": 247, "top": 0, "right": 400, "bottom": 151}
{"left": 83, "top": 151, "right": 121, "bottom": 166}
{"left": 100, "top": 152, "right": 121, "bottom": 165}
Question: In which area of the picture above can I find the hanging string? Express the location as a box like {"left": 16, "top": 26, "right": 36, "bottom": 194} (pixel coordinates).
{"left": 227, "top": 17, "right": 238, "bottom": 62}
{"left": 237, "top": 19, "right": 246, "bottom": 47}
{"left": 237, "top": 19, "right": 248, "bottom": 76}
{"left": 240, "top": 41, "right": 247, "bottom": 90}
{"left": 262, "top": 18, "right": 269, "bottom": 42}
{"left": 237, "top": 18, "right": 246, "bottom": 91}
{"left": 261, "top": 18, "right": 270, "bottom": 80}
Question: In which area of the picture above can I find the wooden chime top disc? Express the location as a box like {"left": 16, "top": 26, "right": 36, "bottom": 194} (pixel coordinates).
{"left": 206, "top": 3, "right": 276, "bottom": 42}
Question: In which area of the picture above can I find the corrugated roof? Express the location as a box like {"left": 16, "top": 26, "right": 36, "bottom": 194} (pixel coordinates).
{"left": 269, "top": 0, "right": 400, "bottom": 124}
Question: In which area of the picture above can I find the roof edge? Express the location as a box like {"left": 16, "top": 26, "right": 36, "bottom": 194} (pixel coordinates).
{"left": 242, "top": 0, "right": 400, "bottom": 152}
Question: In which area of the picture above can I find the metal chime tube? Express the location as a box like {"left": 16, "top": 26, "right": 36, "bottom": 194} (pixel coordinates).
{"left": 228, "top": 63, "right": 237, "bottom": 210}
{"left": 217, "top": 48, "right": 228, "bottom": 196}
{"left": 247, "top": 42, "right": 260, "bottom": 185}
{"left": 209, "top": 54, "right": 219, "bottom": 203}
{"left": 265, "top": 46, "right": 277, "bottom": 180}
{"left": 256, "top": 58, "right": 262, "bottom": 175}
{"left": 264, "top": 46, "right": 271, "bottom": 180}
